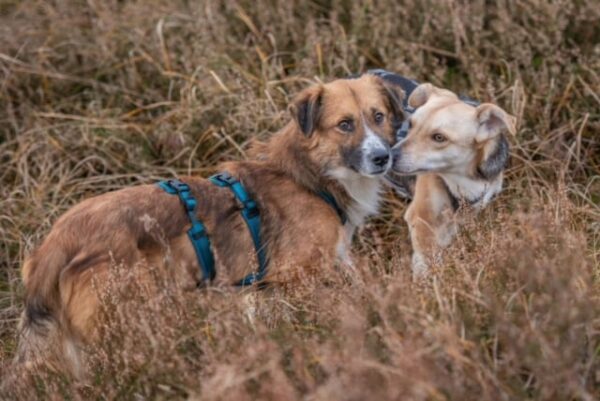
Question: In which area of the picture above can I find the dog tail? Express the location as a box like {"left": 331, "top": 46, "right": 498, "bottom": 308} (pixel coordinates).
{"left": 16, "top": 245, "right": 83, "bottom": 378}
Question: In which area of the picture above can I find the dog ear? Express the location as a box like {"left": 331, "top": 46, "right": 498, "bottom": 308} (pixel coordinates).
{"left": 289, "top": 85, "right": 323, "bottom": 137}
{"left": 475, "top": 103, "right": 516, "bottom": 143}
{"left": 378, "top": 78, "right": 406, "bottom": 128}
{"left": 408, "top": 83, "right": 434, "bottom": 109}
{"left": 477, "top": 133, "right": 510, "bottom": 179}
{"left": 475, "top": 104, "right": 515, "bottom": 179}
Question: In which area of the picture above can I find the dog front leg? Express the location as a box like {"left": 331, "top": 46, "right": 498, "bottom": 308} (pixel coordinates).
{"left": 404, "top": 205, "right": 439, "bottom": 278}
{"left": 335, "top": 226, "right": 354, "bottom": 268}
{"left": 407, "top": 221, "right": 436, "bottom": 277}
{"left": 406, "top": 205, "right": 458, "bottom": 278}
{"left": 335, "top": 226, "right": 368, "bottom": 286}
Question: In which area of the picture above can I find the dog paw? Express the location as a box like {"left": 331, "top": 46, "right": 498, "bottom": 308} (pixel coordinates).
{"left": 411, "top": 253, "right": 430, "bottom": 278}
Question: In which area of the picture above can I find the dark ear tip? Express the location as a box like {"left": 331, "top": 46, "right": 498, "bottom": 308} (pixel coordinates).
{"left": 291, "top": 87, "right": 322, "bottom": 137}
{"left": 477, "top": 134, "right": 510, "bottom": 179}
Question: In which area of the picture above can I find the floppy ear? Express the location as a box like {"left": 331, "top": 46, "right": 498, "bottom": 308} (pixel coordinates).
{"left": 378, "top": 78, "right": 405, "bottom": 128}
{"left": 408, "top": 83, "right": 434, "bottom": 109}
{"left": 477, "top": 134, "right": 510, "bottom": 179}
{"left": 475, "top": 103, "right": 516, "bottom": 143}
{"left": 289, "top": 85, "right": 323, "bottom": 137}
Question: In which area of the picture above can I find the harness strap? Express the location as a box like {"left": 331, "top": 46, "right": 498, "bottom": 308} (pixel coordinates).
{"left": 317, "top": 191, "right": 347, "bottom": 225}
{"left": 209, "top": 172, "right": 267, "bottom": 286}
{"left": 157, "top": 174, "right": 347, "bottom": 287}
{"left": 439, "top": 177, "right": 484, "bottom": 212}
{"left": 157, "top": 180, "right": 216, "bottom": 282}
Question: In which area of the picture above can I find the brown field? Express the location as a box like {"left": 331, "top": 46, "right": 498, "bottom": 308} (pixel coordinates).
{"left": 0, "top": 0, "right": 599, "bottom": 400}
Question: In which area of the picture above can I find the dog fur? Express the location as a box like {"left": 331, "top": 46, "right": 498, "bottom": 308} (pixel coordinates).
{"left": 16, "top": 74, "right": 402, "bottom": 377}
{"left": 391, "top": 83, "right": 516, "bottom": 276}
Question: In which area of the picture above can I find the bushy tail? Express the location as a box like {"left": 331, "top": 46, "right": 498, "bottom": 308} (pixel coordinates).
{"left": 15, "top": 300, "right": 83, "bottom": 379}
{"left": 15, "top": 249, "right": 84, "bottom": 379}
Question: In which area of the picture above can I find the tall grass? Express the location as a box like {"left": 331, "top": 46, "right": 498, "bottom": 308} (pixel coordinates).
{"left": 0, "top": 0, "right": 598, "bottom": 399}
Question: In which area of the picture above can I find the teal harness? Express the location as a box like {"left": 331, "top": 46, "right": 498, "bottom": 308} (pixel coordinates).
{"left": 157, "top": 172, "right": 346, "bottom": 286}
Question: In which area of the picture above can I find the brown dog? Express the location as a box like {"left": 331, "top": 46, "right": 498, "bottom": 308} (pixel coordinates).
{"left": 391, "top": 83, "right": 516, "bottom": 276}
{"left": 16, "top": 74, "right": 403, "bottom": 376}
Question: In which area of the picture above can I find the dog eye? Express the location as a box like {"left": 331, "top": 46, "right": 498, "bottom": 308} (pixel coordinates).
{"left": 432, "top": 133, "right": 447, "bottom": 143}
{"left": 338, "top": 119, "right": 354, "bottom": 132}
{"left": 374, "top": 111, "right": 385, "bottom": 124}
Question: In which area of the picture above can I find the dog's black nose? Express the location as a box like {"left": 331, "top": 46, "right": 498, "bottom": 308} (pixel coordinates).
{"left": 371, "top": 149, "right": 390, "bottom": 168}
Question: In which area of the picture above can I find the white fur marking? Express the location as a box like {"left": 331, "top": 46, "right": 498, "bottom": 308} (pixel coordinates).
{"left": 327, "top": 167, "right": 383, "bottom": 234}
{"left": 335, "top": 231, "right": 353, "bottom": 267}
{"left": 361, "top": 123, "right": 391, "bottom": 173}
{"left": 439, "top": 173, "right": 503, "bottom": 209}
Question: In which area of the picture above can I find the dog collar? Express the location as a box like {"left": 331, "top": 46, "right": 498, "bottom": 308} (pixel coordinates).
{"left": 317, "top": 190, "right": 347, "bottom": 225}
{"left": 439, "top": 177, "right": 485, "bottom": 212}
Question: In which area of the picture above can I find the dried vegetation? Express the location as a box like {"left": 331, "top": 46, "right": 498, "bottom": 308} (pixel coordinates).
{"left": 0, "top": 1, "right": 599, "bottom": 400}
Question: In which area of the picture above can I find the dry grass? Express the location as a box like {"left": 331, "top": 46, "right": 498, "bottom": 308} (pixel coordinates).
{"left": 0, "top": 0, "right": 599, "bottom": 400}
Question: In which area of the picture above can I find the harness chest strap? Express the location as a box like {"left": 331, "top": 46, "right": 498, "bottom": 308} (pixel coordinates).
{"left": 209, "top": 172, "right": 267, "bottom": 286}
{"left": 157, "top": 180, "right": 216, "bottom": 281}
{"left": 158, "top": 173, "right": 346, "bottom": 286}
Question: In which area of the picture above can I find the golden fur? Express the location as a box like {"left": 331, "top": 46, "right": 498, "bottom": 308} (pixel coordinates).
{"left": 17, "top": 74, "right": 402, "bottom": 377}
{"left": 392, "top": 83, "right": 516, "bottom": 276}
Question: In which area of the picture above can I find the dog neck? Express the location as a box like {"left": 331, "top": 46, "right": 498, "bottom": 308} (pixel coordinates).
{"left": 438, "top": 172, "right": 503, "bottom": 210}
{"left": 326, "top": 167, "right": 383, "bottom": 230}
{"left": 253, "top": 122, "right": 384, "bottom": 232}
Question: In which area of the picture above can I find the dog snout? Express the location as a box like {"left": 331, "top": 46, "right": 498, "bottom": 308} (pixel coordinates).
{"left": 363, "top": 145, "right": 391, "bottom": 175}
{"left": 390, "top": 143, "right": 411, "bottom": 173}
{"left": 358, "top": 124, "right": 392, "bottom": 175}
{"left": 370, "top": 148, "right": 390, "bottom": 168}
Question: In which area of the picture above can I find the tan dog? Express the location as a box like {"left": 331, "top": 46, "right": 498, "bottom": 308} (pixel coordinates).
{"left": 16, "top": 74, "right": 403, "bottom": 376}
{"left": 391, "top": 83, "right": 516, "bottom": 276}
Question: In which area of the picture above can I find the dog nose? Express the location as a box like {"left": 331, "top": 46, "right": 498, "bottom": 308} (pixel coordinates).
{"left": 371, "top": 149, "right": 390, "bottom": 168}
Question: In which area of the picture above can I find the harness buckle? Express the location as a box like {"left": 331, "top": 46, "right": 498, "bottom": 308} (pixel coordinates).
{"left": 168, "top": 180, "right": 190, "bottom": 192}
{"left": 242, "top": 200, "right": 259, "bottom": 219}
{"left": 210, "top": 172, "right": 237, "bottom": 187}
{"left": 188, "top": 222, "right": 207, "bottom": 240}
{"left": 183, "top": 197, "right": 197, "bottom": 212}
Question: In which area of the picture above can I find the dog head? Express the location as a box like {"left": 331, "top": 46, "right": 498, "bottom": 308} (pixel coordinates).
{"left": 392, "top": 83, "right": 516, "bottom": 179}
{"left": 289, "top": 74, "right": 403, "bottom": 178}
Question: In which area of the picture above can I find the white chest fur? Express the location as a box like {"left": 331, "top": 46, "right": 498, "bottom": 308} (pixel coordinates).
{"left": 439, "top": 172, "right": 504, "bottom": 210}
{"left": 328, "top": 167, "right": 384, "bottom": 234}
